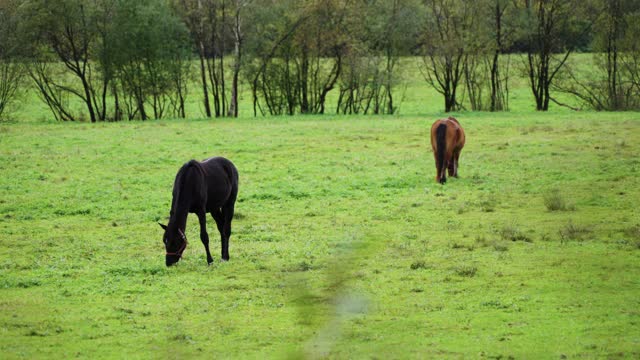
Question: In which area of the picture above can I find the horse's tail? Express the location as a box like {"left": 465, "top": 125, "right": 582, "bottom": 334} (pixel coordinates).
{"left": 226, "top": 161, "right": 239, "bottom": 199}
{"left": 436, "top": 123, "right": 447, "bottom": 183}
{"left": 218, "top": 157, "right": 239, "bottom": 204}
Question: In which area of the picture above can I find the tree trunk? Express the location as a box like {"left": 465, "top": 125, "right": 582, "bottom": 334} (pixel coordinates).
{"left": 300, "top": 44, "right": 309, "bottom": 114}
{"left": 220, "top": 0, "right": 227, "bottom": 114}
{"left": 228, "top": 0, "right": 242, "bottom": 118}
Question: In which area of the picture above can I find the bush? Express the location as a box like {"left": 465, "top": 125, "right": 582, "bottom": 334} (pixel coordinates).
{"left": 544, "top": 189, "right": 575, "bottom": 211}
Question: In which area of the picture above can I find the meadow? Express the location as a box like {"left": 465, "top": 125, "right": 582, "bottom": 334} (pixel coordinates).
{"left": 1, "top": 56, "right": 640, "bottom": 359}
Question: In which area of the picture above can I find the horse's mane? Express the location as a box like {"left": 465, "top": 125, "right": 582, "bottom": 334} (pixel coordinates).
{"left": 169, "top": 160, "right": 204, "bottom": 226}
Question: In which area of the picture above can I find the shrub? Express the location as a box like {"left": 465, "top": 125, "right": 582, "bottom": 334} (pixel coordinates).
{"left": 499, "top": 224, "right": 532, "bottom": 243}
{"left": 410, "top": 261, "right": 430, "bottom": 270}
{"left": 559, "top": 220, "right": 592, "bottom": 243}
{"left": 453, "top": 265, "right": 477, "bottom": 277}
{"left": 544, "top": 189, "right": 576, "bottom": 211}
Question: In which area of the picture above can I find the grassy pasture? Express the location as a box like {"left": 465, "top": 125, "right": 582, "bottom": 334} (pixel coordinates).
{"left": 1, "top": 110, "right": 640, "bottom": 358}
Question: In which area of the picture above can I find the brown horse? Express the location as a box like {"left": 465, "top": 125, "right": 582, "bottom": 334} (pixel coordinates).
{"left": 430, "top": 117, "right": 465, "bottom": 184}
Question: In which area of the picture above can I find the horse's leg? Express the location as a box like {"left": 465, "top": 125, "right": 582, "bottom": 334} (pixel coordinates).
{"left": 434, "top": 151, "right": 447, "bottom": 183}
{"left": 197, "top": 211, "right": 214, "bottom": 265}
{"left": 452, "top": 149, "right": 461, "bottom": 177}
{"left": 211, "top": 208, "right": 224, "bottom": 234}
{"left": 220, "top": 203, "right": 235, "bottom": 261}
{"left": 433, "top": 152, "right": 440, "bottom": 182}
{"left": 440, "top": 160, "right": 447, "bottom": 184}
{"left": 211, "top": 209, "right": 226, "bottom": 260}
{"left": 447, "top": 157, "right": 455, "bottom": 177}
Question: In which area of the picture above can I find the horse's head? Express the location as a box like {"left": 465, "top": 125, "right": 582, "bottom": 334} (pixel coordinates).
{"left": 158, "top": 223, "right": 188, "bottom": 267}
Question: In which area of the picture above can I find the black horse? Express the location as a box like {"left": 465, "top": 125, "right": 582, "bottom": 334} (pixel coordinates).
{"left": 159, "top": 157, "right": 239, "bottom": 266}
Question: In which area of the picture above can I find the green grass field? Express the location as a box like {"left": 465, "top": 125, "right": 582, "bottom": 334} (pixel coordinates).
{"left": 1, "top": 54, "right": 640, "bottom": 358}
{"left": 1, "top": 111, "right": 639, "bottom": 358}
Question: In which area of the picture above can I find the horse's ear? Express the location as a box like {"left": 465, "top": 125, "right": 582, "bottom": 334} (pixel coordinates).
{"left": 158, "top": 223, "right": 168, "bottom": 231}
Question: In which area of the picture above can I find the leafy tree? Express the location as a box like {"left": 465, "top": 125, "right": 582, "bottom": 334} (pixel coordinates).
{"left": 108, "top": 0, "right": 191, "bottom": 120}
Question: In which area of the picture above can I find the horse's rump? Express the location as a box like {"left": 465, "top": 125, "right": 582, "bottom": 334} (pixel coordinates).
{"left": 430, "top": 117, "right": 465, "bottom": 184}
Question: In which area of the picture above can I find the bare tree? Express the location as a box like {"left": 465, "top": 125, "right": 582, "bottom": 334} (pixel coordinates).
{"left": 554, "top": 0, "right": 640, "bottom": 110}
{"left": 0, "top": 0, "right": 24, "bottom": 120}
{"left": 173, "top": 0, "right": 213, "bottom": 117}
{"left": 247, "top": 0, "right": 349, "bottom": 116}
{"left": 227, "top": 0, "right": 247, "bottom": 117}
{"left": 420, "top": 0, "right": 476, "bottom": 112}
{"left": 463, "top": 0, "right": 514, "bottom": 111}
{"left": 622, "top": 11, "right": 640, "bottom": 99}
{"left": 337, "top": 0, "right": 419, "bottom": 115}
{"left": 488, "top": 0, "right": 511, "bottom": 111}
{"left": 517, "top": 0, "right": 587, "bottom": 111}
{"left": 21, "top": 0, "right": 106, "bottom": 122}
{"left": 174, "top": 0, "right": 234, "bottom": 118}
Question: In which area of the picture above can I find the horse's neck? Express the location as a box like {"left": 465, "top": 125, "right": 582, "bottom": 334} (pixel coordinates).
{"left": 169, "top": 209, "right": 188, "bottom": 231}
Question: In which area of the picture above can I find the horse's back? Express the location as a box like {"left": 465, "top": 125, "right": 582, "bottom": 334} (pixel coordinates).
{"left": 447, "top": 117, "right": 465, "bottom": 149}
{"left": 200, "top": 157, "right": 238, "bottom": 209}
{"left": 430, "top": 117, "right": 465, "bottom": 149}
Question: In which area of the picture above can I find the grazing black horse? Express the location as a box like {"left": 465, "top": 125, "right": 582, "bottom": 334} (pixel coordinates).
{"left": 159, "top": 157, "right": 239, "bottom": 266}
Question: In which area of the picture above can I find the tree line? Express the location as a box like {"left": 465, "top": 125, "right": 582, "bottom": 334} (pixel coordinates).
{"left": 0, "top": 0, "right": 639, "bottom": 121}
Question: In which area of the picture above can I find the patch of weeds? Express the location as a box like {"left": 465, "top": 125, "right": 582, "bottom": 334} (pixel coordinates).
{"left": 382, "top": 177, "right": 410, "bottom": 189}
{"left": 616, "top": 139, "right": 628, "bottom": 148}
{"left": 26, "top": 329, "right": 49, "bottom": 337}
{"left": 115, "top": 307, "right": 134, "bottom": 314}
{"left": 107, "top": 266, "right": 137, "bottom": 276}
{"left": 475, "top": 235, "right": 489, "bottom": 247}
{"left": 284, "top": 261, "right": 315, "bottom": 272}
{"left": 410, "top": 261, "right": 431, "bottom": 270}
{"left": 54, "top": 208, "right": 92, "bottom": 216}
{"left": 254, "top": 232, "right": 280, "bottom": 242}
{"left": 559, "top": 220, "right": 592, "bottom": 243}
{"left": 453, "top": 265, "right": 477, "bottom": 277}
{"left": 170, "top": 333, "right": 194, "bottom": 343}
{"left": 543, "top": 189, "right": 575, "bottom": 211}
{"left": 493, "top": 242, "right": 509, "bottom": 252}
{"left": 142, "top": 266, "right": 165, "bottom": 276}
{"left": 499, "top": 224, "right": 532, "bottom": 243}
{"left": 470, "top": 173, "right": 484, "bottom": 185}
{"left": 248, "top": 193, "right": 280, "bottom": 201}
{"left": 481, "top": 300, "right": 511, "bottom": 309}
{"left": 623, "top": 225, "right": 640, "bottom": 241}
{"left": 457, "top": 202, "right": 470, "bottom": 214}
{"left": 479, "top": 195, "right": 498, "bottom": 213}
{"left": 0, "top": 278, "right": 42, "bottom": 289}
{"left": 286, "top": 190, "right": 310, "bottom": 199}
{"left": 402, "top": 233, "right": 418, "bottom": 240}
{"left": 450, "top": 241, "right": 475, "bottom": 251}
